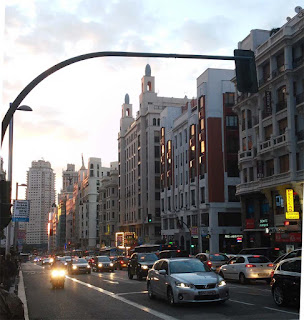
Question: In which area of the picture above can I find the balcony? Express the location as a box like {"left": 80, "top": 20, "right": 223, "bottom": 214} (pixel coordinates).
{"left": 238, "top": 150, "right": 254, "bottom": 163}
{"left": 293, "top": 56, "right": 304, "bottom": 69}
{"left": 258, "top": 131, "right": 288, "bottom": 154}
{"left": 272, "top": 65, "right": 285, "bottom": 78}
{"left": 276, "top": 100, "right": 287, "bottom": 113}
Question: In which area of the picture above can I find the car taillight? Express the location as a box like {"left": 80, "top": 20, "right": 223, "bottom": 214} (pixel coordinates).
{"left": 245, "top": 264, "right": 256, "bottom": 268}
{"left": 207, "top": 261, "right": 212, "bottom": 267}
{"left": 120, "top": 260, "right": 123, "bottom": 264}
{"left": 267, "top": 263, "right": 274, "bottom": 267}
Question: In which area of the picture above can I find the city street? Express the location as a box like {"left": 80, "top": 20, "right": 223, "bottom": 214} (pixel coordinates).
{"left": 21, "top": 262, "right": 300, "bottom": 320}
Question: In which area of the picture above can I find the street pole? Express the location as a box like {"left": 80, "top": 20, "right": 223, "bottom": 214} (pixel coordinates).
{"left": 5, "top": 116, "right": 13, "bottom": 256}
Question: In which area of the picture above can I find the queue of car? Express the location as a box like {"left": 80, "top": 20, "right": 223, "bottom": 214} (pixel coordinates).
{"left": 30, "top": 247, "right": 301, "bottom": 308}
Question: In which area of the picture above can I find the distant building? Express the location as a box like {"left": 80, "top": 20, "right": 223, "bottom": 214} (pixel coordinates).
{"left": 161, "top": 69, "right": 241, "bottom": 254}
{"left": 118, "top": 65, "right": 189, "bottom": 244}
{"left": 25, "top": 160, "right": 56, "bottom": 249}
{"left": 233, "top": 11, "right": 304, "bottom": 250}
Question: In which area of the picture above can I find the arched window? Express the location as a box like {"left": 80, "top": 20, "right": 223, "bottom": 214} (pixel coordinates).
{"left": 153, "top": 118, "right": 156, "bottom": 126}
{"left": 90, "top": 163, "right": 94, "bottom": 177}
{"left": 126, "top": 108, "right": 130, "bottom": 116}
{"left": 157, "top": 119, "right": 160, "bottom": 126}
{"left": 147, "top": 81, "right": 152, "bottom": 91}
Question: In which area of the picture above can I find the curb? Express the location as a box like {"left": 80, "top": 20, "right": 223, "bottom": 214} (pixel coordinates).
{"left": 18, "top": 268, "right": 29, "bottom": 320}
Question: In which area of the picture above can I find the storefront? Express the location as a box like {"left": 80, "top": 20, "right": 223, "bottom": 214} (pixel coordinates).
{"left": 219, "top": 234, "right": 243, "bottom": 254}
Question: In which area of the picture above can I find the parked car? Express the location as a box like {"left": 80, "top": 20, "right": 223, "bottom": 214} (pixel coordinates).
{"left": 92, "top": 256, "right": 115, "bottom": 272}
{"left": 113, "top": 256, "right": 129, "bottom": 270}
{"left": 128, "top": 253, "right": 159, "bottom": 280}
{"left": 147, "top": 258, "right": 229, "bottom": 304}
{"left": 158, "top": 250, "right": 189, "bottom": 259}
{"left": 238, "top": 247, "right": 280, "bottom": 262}
{"left": 195, "top": 253, "right": 229, "bottom": 272}
{"left": 68, "top": 258, "right": 91, "bottom": 274}
{"left": 219, "top": 255, "right": 274, "bottom": 284}
{"left": 271, "top": 257, "right": 301, "bottom": 307}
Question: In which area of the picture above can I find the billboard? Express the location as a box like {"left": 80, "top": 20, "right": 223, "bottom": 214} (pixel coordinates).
{"left": 12, "top": 200, "right": 30, "bottom": 222}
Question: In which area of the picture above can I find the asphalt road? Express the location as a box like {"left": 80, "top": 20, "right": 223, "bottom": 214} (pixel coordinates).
{"left": 21, "top": 262, "right": 300, "bottom": 320}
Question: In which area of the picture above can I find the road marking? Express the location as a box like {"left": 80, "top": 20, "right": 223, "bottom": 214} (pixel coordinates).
{"left": 229, "top": 299, "right": 255, "bottom": 306}
{"left": 19, "top": 270, "right": 29, "bottom": 320}
{"left": 116, "top": 291, "right": 148, "bottom": 296}
{"left": 264, "top": 307, "right": 299, "bottom": 316}
{"left": 66, "top": 276, "right": 177, "bottom": 320}
{"left": 90, "top": 272, "right": 134, "bottom": 284}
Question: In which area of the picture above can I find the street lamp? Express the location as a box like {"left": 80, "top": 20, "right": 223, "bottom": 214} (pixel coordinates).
{"left": 13, "top": 183, "right": 27, "bottom": 251}
{"left": 5, "top": 105, "right": 32, "bottom": 256}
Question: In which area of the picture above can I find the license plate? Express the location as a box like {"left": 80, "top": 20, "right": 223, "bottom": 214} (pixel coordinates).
{"left": 198, "top": 290, "right": 216, "bottom": 295}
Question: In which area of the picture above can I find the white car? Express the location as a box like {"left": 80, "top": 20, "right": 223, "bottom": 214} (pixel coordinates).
{"left": 219, "top": 255, "right": 274, "bottom": 284}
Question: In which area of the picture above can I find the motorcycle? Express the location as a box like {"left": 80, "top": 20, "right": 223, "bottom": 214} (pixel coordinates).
{"left": 50, "top": 269, "right": 66, "bottom": 289}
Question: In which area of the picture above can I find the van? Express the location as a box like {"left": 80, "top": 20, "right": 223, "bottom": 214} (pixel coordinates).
{"left": 238, "top": 247, "right": 280, "bottom": 262}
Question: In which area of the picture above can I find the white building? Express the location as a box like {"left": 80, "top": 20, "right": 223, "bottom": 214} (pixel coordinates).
{"left": 25, "top": 160, "right": 56, "bottom": 249}
{"left": 233, "top": 10, "right": 304, "bottom": 251}
{"left": 161, "top": 69, "right": 242, "bottom": 254}
{"left": 118, "top": 65, "right": 189, "bottom": 244}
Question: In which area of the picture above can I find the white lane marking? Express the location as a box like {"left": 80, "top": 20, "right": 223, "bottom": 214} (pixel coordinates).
{"left": 116, "top": 291, "right": 148, "bottom": 296}
{"left": 66, "top": 276, "right": 177, "bottom": 320}
{"left": 229, "top": 299, "right": 255, "bottom": 306}
{"left": 19, "top": 269, "right": 29, "bottom": 320}
{"left": 264, "top": 307, "right": 299, "bottom": 316}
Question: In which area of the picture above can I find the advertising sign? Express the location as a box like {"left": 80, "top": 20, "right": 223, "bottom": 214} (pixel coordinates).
{"left": 12, "top": 200, "right": 30, "bottom": 222}
{"left": 245, "top": 218, "right": 255, "bottom": 229}
{"left": 285, "top": 189, "right": 299, "bottom": 219}
{"left": 275, "top": 232, "right": 301, "bottom": 243}
{"left": 115, "top": 232, "right": 124, "bottom": 247}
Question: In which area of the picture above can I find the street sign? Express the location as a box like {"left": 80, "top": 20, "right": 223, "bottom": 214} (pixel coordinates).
{"left": 12, "top": 200, "right": 30, "bottom": 222}
{"left": 286, "top": 211, "right": 300, "bottom": 220}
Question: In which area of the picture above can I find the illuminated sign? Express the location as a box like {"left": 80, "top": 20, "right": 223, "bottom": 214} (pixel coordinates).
{"left": 224, "top": 234, "right": 243, "bottom": 239}
{"left": 285, "top": 189, "right": 299, "bottom": 219}
{"left": 259, "top": 219, "right": 268, "bottom": 228}
{"left": 115, "top": 232, "right": 124, "bottom": 247}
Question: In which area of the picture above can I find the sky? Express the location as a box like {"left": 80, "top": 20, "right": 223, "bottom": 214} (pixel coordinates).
{"left": 0, "top": 0, "right": 302, "bottom": 198}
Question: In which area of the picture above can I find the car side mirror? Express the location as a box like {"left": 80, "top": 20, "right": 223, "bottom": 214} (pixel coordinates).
{"left": 159, "top": 269, "right": 167, "bottom": 275}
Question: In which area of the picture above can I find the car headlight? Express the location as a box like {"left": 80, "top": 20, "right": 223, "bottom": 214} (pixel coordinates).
{"left": 98, "top": 263, "right": 103, "bottom": 267}
{"left": 59, "top": 270, "right": 66, "bottom": 276}
{"left": 141, "top": 265, "right": 149, "bottom": 270}
{"left": 110, "top": 263, "right": 114, "bottom": 267}
{"left": 175, "top": 281, "right": 194, "bottom": 288}
{"left": 50, "top": 258, "right": 54, "bottom": 263}
{"left": 51, "top": 270, "right": 59, "bottom": 277}
{"left": 72, "top": 265, "right": 77, "bottom": 270}
{"left": 87, "top": 265, "right": 91, "bottom": 268}
{"left": 217, "top": 280, "right": 227, "bottom": 287}
{"left": 64, "top": 262, "right": 67, "bottom": 265}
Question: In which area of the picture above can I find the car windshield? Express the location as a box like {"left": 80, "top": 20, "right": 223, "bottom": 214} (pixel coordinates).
{"left": 98, "top": 257, "right": 111, "bottom": 262}
{"left": 210, "top": 254, "right": 229, "bottom": 261}
{"left": 139, "top": 253, "right": 158, "bottom": 262}
{"left": 73, "top": 258, "right": 87, "bottom": 264}
{"left": 170, "top": 259, "right": 211, "bottom": 274}
{"left": 248, "top": 256, "right": 270, "bottom": 263}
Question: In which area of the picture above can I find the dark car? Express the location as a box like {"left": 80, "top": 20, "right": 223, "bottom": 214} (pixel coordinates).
{"left": 273, "top": 249, "right": 301, "bottom": 267}
{"left": 92, "top": 256, "right": 115, "bottom": 272}
{"left": 158, "top": 250, "right": 189, "bottom": 259}
{"left": 238, "top": 247, "right": 280, "bottom": 262}
{"left": 271, "top": 257, "right": 301, "bottom": 307}
{"left": 128, "top": 253, "right": 158, "bottom": 280}
{"left": 113, "top": 256, "right": 129, "bottom": 270}
{"left": 195, "top": 253, "right": 229, "bottom": 272}
{"left": 68, "top": 258, "right": 91, "bottom": 274}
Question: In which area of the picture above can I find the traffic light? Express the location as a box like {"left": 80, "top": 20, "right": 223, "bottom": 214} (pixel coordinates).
{"left": 234, "top": 49, "right": 258, "bottom": 93}
{"left": 148, "top": 214, "right": 152, "bottom": 223}
{"left": 0, "top": 181, "right": 12, "bottom": 230}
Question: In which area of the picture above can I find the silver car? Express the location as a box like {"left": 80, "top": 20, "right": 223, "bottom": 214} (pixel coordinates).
{"left": 147, "top": 258, "right": 229, "bottom": 304}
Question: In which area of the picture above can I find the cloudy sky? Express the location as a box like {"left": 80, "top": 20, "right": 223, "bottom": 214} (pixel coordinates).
{"left": 0, "top": 0, "right": 301, "bottom": 197}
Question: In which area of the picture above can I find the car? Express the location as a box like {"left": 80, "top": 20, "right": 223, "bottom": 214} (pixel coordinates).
{"left": 92, "top": 256, "right": 115, "bottom": 272}
{"left": 238, "top": 247, "right": 280, "bottom": 262}
{"left": 272, "top": 248, "right": 301, "bottom": 268}
{"left": 158, "top": 250, "right": 189, "bottom": 259}
{"left": 147, "top": 258, "right": 229, "bottom": 304}
{"left": 42, "top": 257, "right": 54, "bottom": 266}
{"left": 195, "top": 253, "right": 229, "bottom": 272}
{"left": 271, "top": 257, "right": 301, "bottom": 307}
{"left": 219, "top": 255, "right": 274, "bottom": 284}
{"left": 68, "top": 258, "right": 91, "bottom": 274}
{"left": 128, "top": 253, "right": 159, "bottom": 280}
{"left": 113, "top": 256, "right": 129, "bottom": 270}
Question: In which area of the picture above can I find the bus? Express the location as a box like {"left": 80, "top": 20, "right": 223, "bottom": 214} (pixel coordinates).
{"left": 99, "top": 247, "right": 125, "bottom": 257}
{"left": 132, "top": 244, "right": 179, "bottom": 253}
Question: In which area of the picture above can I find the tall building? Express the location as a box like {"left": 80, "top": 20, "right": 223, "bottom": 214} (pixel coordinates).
{"left": 62, "top": 164, "right": 78, "bottom": 193}
{"left": 118, "top": 65, "right": 189, "bottom": 244}
{"left": 161, "top": 69, "right": 241, "bottom": 254}
{"left": 25, "top": 160, "right": 56, "bottom": 249}
{"left": 233, "top": 10, "right": 304, "bottom": 251}
{"left": 98, "top": 162, "right": 119, "bottom": 247}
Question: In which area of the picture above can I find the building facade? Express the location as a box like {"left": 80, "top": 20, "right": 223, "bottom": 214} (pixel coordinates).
{"left": 118, "top": 65, "right": 189, "bottom": 244}
{"left": 161, "top": 68, "right": 242, "bottom": 254}
{"left": 233, "top": 12, "right": 304, "bottom": 252}
{"left": 25, "top": 160, "right": 56, "bottom": 249}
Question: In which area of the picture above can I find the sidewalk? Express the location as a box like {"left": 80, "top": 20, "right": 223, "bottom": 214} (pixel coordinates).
{"left": 17, "top": 267, "right": 29, "bottom": 320}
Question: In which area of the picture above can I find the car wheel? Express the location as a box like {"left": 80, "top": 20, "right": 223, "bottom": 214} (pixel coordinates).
{"left": 273, "top": 286, "right": 287, "bottom": 306}
{"left": 239, "top": 273, "right": 248, "bottom": 285}
{"left": 167, "top": 287, "right": 175, "bottom": 305}
{"left": 128, "top": 269, "right": 133, "bottom": 280}
{"left": 147, "top": 282, "right": 155, "bottom": 300}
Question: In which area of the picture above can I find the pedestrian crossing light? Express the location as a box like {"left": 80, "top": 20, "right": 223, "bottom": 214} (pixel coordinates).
{"left": 148, "top": 214, "right": 152, "bottom": 223}
{"left": 234, "top": 49, "right": 258, "bottom": 93}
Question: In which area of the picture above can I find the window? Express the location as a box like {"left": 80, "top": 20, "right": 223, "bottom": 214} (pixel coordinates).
{"left": 224, "top": 92, "right": 234, "bottom": 106}
{"left": 281, "top": 260, "right": 301, "bottom": 273}
{"left": 247, "top": 110, "right": 252, "bottom": 129}
{"left": 226, "top": 115, "right": 238, "bottom": 127}
{"left": 154, "top": 146, "right": 160, "bottom": 158}
{"left": 228, "top": 186, "right": 238, "bottom": 202}
{"left": 227, "top": 137, "right": 239, "bottom": 153}
{"left": 169, "top": 218, "right": 175, "bottom": 229}
{"left": 264, "top": 125, "right": 273, "bottom": 140}
{"left": 279, "top": 154, "right": 289, "bottom": 173}
{"left": 153, "top": 118, "right": 156, "bottom": 126}
{"left": 278, "top": 118, "right": 287, "bottom": 135}
{"left": 227, "top": 160, "right": 239, "bottom": 177}
{"left": 200, "top": 187, "right": 205, "bottom": 203}
{"left": 191, "top": 190, "right": 195, "bottom": 206}
{"left": 218, "top": 212, "right": 241, "bottom": 226}
{"left": 241, "top": 110, "right": 245, "bottom": 130}
{"left": 265, "top": 159, "right": 274, "bottom": 176}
